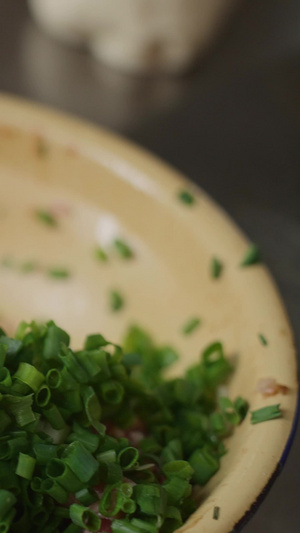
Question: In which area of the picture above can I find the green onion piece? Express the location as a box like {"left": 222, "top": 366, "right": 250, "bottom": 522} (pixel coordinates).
{"left": 98, "top": 484, "right": 124, "bottom": 517}
{"left": 0, "top": 437, "right": 28, "bottom": 461}
{"left": 98, "top": 461, "right": 123, "bottom": 485}
{"left": 200, "top": 341, "right": 232, "bottom": 386}
{"left": 130, "top": 519, "right": 158, "bottom": 532}
{"left": 101, "top": 380, "right": 124, "bottom": 405}
{"left": 30, "top": 506, "right": 49, "bottom": 527}
{"left": 35, "top": 384, "right": 51, "bottom": 407}
{"left": 1, "top": 257, "right": 14, "bottom": 269}
{"left": 33, "top": 443, "right": 57, "bottom": 465}
{"left": 83, "top": 385, "right": 102, "bottom": 422}
{"left": 112, "top": 521, "right": 141, "bottom": 533}
{"left": 0, "top": 368, "right": 12, "bottom": 388}
{"left": 75, "top": 488, "right": 98, "bottom": 506}
{"left": 219, "top": 397, "right": 241, "bottom": 426}
{"left": 70, "top": 504, "right": 101, "bottom": 533}
{"left": 189, "top": 448, "right": 219, "bottom": 485}
{"left": 178, "top": 189, "right": 195, "bottom": 205}
{"left": 40, "top": 478, "right": 68, "bottom": 504}
{"left": 59, "top": 345, "right": 89, "bottom": 384}
{"left": 0, "top": 410, "right": 12, "bottom": 434}
{"left": 182, "top": 317, "right": 201, "bottom": 335}
{"left": 109, "top": 290, "right": 124, "bottom": 312}
{"left": 251, "top": 404, "right": 282, "bottom": 424}
{"left": 4, "top": 394, "right": 35, "bottom": 427}
{"left": 133, "top": 484, "right": 167, "bottom": 516}
{"left": 94, "top": 246, "right": 108, "bottom": 262}
{"left": 35, "top": 209, "right": 57, "bottom": 227}
{"left": 0, "top": 490, "right": 17, "bottom": 521}
{"left": 30, "top": 476, "right": 42, "bottom": 492}
{"left": 43, "top": 323, "right": 70, "bottom": 360}
{"left": 97, "top": 449, "right": 116, "bottom": 464}
{"left": 121, "top": 499, "right": 136, "bottom": 514}
{"left": 213, "top": 506, "right": 220, "bottom": 520}
{"left": 0, "top": 336, "right": 22, "bottom": 361}
{"left": 0, "top": 508, "right": 16, "bottom": 533}
{"left": 68, "top": 422, "right": 100, "bottom": 454}
{"left": 46, "top": 458, "right": 83, "bottom": 492}
{"left": 113, "top": 238, "right": 134, "bottom": 259}
{"left": 47, "top": 267, "right": 71, "bottom": 279}
{"left": 211, "top": 257, "right": 223, "bottom": 279}
{"left": 75, "top": 351, "right": 101, "bottom": 379}
{"left": 60, "top": 389, "right": 83, "bottom": 415}
{"left": 45, "top": 368, "right": 62, "bottom": 389}
{"left": 84, "top": 334, "right": 108, "bottom": 350}
{"left": 163, "top": 460, "right": 193, "bottom": 480}
{"left": 117, "top": 447, "right": 139, "bottom": 470}
{"left": 240, "top": 243, "right": 260, "bottom": 267}
{"left": 258, "top": 333, "right": 268, "bottom": 346}
{"left": 63, "top": 441, "right": 99, "bottom": 483}
{"left": 209, "top": 412, "right": 227, "bottom": 437}
{"left": 13, "top": 362, "right": 45, "bottom": 392}
{"left": 234, "top": 397, "right": 249, "bottom": 421}
{"left": 16, "top": 453, "right": 36, "bottom": 480}
{"left": 42, "top": 404, "right": 66, "bottom": 430}
{"left": 162, "top": 506, "right": 182, "bottom": 532}
{"left": 20, "top": 261, "right": 38, "bottom": 274}
{"left": 163, "top": 477, "right": 190, "bottom": 506}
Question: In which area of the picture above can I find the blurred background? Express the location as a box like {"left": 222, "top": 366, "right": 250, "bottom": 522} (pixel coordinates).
{"left": 0, "top": 1, "right": 300, "bottom": 531}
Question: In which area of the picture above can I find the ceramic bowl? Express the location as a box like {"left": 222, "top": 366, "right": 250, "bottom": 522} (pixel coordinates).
{"left": 0, "top": 95, "right": 297, "bottom": 532}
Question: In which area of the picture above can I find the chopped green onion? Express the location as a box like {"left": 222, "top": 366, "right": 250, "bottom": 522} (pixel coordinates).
{"left": 70, "top": 504, "right": 101, "bottom": 532}
{"left": 113, "top": 238, "right": 134, "bottom": 259}
{"left": 134, "top": 484, "right": 167, "bottom": 516}
{"left": 0, "top": 368, "right": 12, "bottom": 389}
{"left": 258, "top": 333, "right": 268, "bottom": 346}
{"left": 251, "top": 404, "right": 282, "bottom": 424}
{"left": 117, "top": 447, "right": 139, "bottom": 470}
{"left": 75, "top": 488, "right": 98, "bottom": 506}
{"left": 213, "top": 506, "right": 220, "bottom": 520}
{"left": 178, "top": 189, "right": 195, "bottom": 205}
{"left": 109, "top": 290, "right": 124, "bottom": 312}
{"left": 63, "top": 441, "right": 99, "bottom": 483}
{"left": 182, "top": 317, "right": 201, "bottom": 335}
{"left": 42, "top": 404, "right": 66, "bottom": 430}
{"left": 211, "top": 257, "right": 223, "bottom": 279}
{"left": 189, "top": 448, "right": 219, "bottom": 485}
{"left": 35, "top": 209, "right": 57, "bottom": 227}
{"left": 13, "top": 362, "right": 45, "bottom": 392}
{"left": 20, "top": 261, "right": 38, "bottom": 274}
{"left": 15, "top": 453, "right": 36, "bottom": 480}
{"left": 0, "top": 490, "right": 16, "bottom": 521}
{"left": 240, "top": 243, "right": 260, "bottom": 267}
{"left": 41, "top": 478, "right": 68, "bottom": 504}
{"left": 0, "top": 507, "right": 15, "bottom": 533}
{"left": 94, "top": 246, "right": 108, "bottom": 262}
{"left": 47, "top": 268, "right": 71, "bottom": 279}
{"left": 46, "top": 458, "right": 83, "bottom": 492}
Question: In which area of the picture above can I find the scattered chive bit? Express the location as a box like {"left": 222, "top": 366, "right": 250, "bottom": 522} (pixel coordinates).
{"left": 1, "top": 257, "right": 14, "bottom": 268}
{"left": 109, "top": 289, "right": 124, "bottom": 311}
{"left": 178, "top": 189, "right": 195, "bottom": 205}
{"left": 0, "top": 320, "right": 247, "bottom": 533}
{"left": 213, "top": 506, "right": 220, "bottom": 520}
{"left": 47, "top": 268, "right": 71, "bottom": 279}
{"left": 35, "top": 209, "right": 57, "bottom": 227}
{"left": 113, "top": 238, "right": 134, "bottom": 259}
{"left": 211, "top": 257, "right": 223, "bottom": 279}
{"left": 182, "top": 317, "right": 201, "bottom": 335}
{"left": 36, "top": 136, "right": 49, "bottom": 158}
{"left": 258, "top": 333, "right": 268, "bottom": 346}
{"left": 20, "top": 261, "right": 38, "bottom": 274}
{"left": 94, "top": 246, "right": 108, "bottom": 263}
{"left": 251, "top": 404, "right": 282, "bottom": 424}
{"left": 240, "top": 243, "right": 260, "bottom": 267}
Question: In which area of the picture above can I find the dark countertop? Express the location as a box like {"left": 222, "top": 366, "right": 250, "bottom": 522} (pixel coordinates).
{"left": 0, "top": 1, "right": 299, "bottom": 531}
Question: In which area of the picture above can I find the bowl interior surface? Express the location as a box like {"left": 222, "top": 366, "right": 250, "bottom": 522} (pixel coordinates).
{"left": 0, "top": 95, "right": 297, "bottom": 532}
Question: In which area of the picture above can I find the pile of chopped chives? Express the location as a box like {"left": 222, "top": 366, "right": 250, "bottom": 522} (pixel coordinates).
{"left": 0, "top": 321, "right": 249, "bottom": 533}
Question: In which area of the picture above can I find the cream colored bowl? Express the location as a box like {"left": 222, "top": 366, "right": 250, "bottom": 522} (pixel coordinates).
{"left": 0, "top": 95, "right": 297, "bottom": 532}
